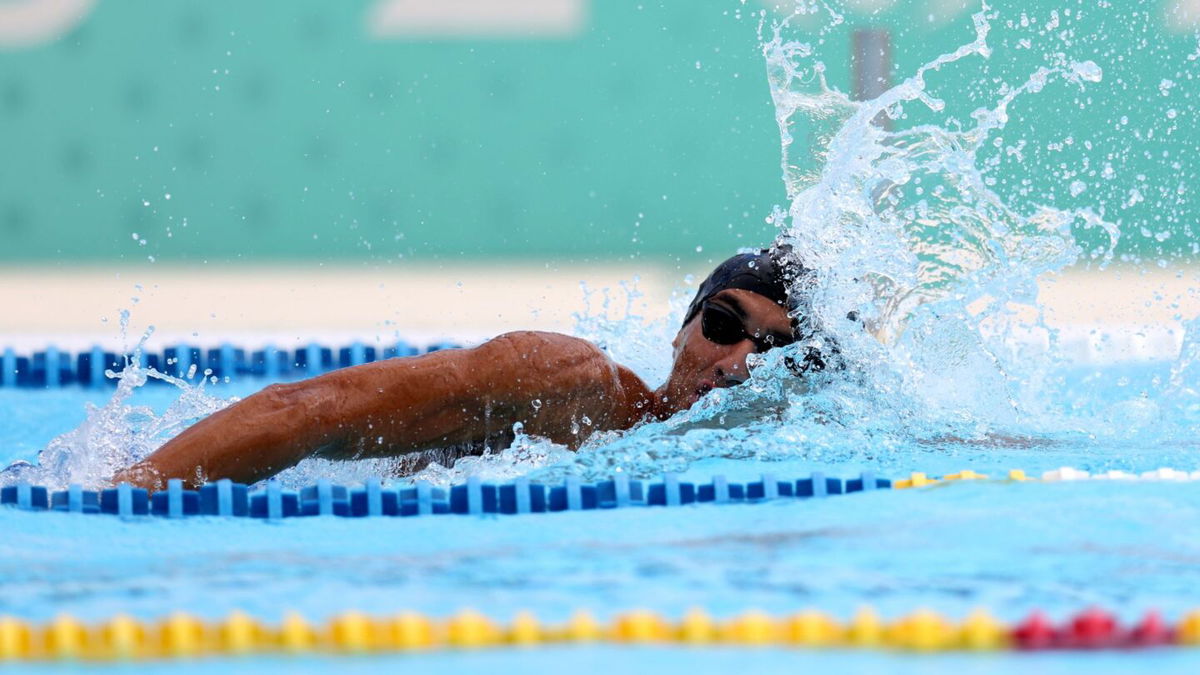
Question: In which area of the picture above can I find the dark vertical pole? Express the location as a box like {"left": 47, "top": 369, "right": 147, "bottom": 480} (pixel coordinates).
{"left": 853, "top": 29, "right": 892, "bottom": 127}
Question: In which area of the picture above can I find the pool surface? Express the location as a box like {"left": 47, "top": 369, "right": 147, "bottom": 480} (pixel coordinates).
{"left": 4, "top": 362, "right": 1200, "bottom": 672}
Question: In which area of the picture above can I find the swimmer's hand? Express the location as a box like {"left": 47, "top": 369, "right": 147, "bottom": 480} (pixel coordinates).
{"left": 111, "top": 332, "right": 653, "bottom": 490}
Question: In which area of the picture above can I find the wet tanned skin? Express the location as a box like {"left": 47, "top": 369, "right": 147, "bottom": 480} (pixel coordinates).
{"left": 112, "top": 289, "right": 793, "bottom": 490}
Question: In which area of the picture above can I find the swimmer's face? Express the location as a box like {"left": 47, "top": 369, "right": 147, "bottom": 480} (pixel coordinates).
{"left": 659, "top": 288, "right": 794, "bottom": 413}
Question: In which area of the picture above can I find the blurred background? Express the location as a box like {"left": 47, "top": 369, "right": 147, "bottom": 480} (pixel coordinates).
{"left": 1, "top": 0, "right": 1198, "bottom": 355}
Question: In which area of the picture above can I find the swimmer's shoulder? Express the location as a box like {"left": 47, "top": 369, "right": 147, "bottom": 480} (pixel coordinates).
{"left": 480, "top": 329, "right": 600, "bottom": 357}
{"left": 479, "top": 331, "right": 653, "bottom": 427}
{"left": 482, "top": 330, "right": 608, "bottom": 364}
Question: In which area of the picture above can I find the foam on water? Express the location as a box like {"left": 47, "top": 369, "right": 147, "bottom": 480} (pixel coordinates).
{"left": 5, "top": 1, "right": 1199, "bottom": 489}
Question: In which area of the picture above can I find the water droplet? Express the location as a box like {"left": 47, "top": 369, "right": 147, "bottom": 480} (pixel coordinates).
{"left": 1070, "top": 60, "right": 1102, "bottom": 83}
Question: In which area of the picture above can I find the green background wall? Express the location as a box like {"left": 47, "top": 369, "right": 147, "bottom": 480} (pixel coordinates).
{"left": 0, "top": 1, "right": 1196, "bottom": 264}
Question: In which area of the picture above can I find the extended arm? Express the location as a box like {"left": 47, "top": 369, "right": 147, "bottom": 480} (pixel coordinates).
{"left": 112, "top": 332, "right": 651, "bottom": 489}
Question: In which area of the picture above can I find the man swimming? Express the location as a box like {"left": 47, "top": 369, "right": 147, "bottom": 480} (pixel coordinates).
{"left": 113, "top": 247, "right": 827, "bottom": 489}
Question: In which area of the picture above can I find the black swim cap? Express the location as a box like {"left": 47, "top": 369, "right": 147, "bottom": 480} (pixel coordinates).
{"left": 681, "top": 246, "right": 802, "bottom": 329}
{"left": 683, "top": 246, "right": 835, "bottom": 374}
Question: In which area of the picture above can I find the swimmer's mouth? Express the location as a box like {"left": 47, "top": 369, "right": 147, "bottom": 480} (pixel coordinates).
{"left": 695, "top": 381, "right": 714, "bottom": 399}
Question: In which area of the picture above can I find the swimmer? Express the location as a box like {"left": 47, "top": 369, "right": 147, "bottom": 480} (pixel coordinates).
{"left": 113, "top": 247, "right": 831, "bottom": 489}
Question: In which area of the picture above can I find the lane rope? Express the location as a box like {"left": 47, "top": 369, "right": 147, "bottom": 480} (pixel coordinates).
{"left": 0, "top": 606, "right": 1193, "bottom": 661}
{"left": 1, "top": 467, "right": 1196, "bottom": 520}
{"left": 0, "top": 341, "right": 461, "bottom": 388}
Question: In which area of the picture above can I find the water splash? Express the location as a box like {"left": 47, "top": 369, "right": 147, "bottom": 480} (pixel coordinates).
{"left": 571, "top": 276, "right": 677, "bottom": 386}
{"left": 515, "top": 2, "right": 1146, "bottom": 482}
{"left": 1, "top": 334, "right": 232, "bottom": 490}
{"left": 396, "top": 2, "right": 1183, "bottom": 486}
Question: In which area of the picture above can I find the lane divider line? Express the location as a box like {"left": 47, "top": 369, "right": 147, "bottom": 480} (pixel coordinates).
{"left": 1, "top": 467, "right": 1195, "bottom": 521}
{"left": 0, "top": 340, "right": 461, "bottom": 388}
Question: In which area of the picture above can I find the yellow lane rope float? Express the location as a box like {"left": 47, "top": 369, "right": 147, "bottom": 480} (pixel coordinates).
{"left": 0, "top": 606, "right": 1193, "bottom": 661}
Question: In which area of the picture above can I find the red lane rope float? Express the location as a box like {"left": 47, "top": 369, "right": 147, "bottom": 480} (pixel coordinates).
{"left": 1, "top": 607, "right": 1198, "bottom": 661}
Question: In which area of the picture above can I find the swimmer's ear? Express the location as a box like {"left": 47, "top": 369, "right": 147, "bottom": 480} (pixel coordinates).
{"left": 785, "top": 309, "right": 860, "bottom": 376}
{"left": 784, "top": 344, "right": 829, "bottom": 376}
{"left": 785, "top": 325, "right": 851, "bottom": 376}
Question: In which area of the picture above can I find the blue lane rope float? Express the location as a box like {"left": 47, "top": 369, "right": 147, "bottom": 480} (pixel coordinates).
{"left": 3, "top": 467, "right": 1196, "bottom": 522}
{"left": 0, "top": 341, "right": 460, "bottom": 389}
{"left": 0, "top": 472, "right": 887, "bottom": 520}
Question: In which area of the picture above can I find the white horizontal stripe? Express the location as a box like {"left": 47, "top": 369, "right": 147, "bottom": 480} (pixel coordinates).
{"left": 368, "top": 0, "right": 587, "bottom": 39}
{"left": 0, "top": 0, "right": 96, "bottom": 49}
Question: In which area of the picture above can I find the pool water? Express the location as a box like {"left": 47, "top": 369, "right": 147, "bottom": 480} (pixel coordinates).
{"left": 3, "top": 363, "right": 1200, "bottom": 672}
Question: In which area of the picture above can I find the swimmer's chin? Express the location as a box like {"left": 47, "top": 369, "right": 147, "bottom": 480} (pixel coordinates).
{"left": 654, "top": 381, "right": 715, "bottom": 415}
{"left": 688, "top": 381, "right": 715, "bottom": 407}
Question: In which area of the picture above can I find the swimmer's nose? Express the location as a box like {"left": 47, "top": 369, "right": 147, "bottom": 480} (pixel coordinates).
{"left": 718, "top": 367, "right": 747, "bottom": 387}
{"left": 714, "top": 341, "right": 756, "bottom": 386}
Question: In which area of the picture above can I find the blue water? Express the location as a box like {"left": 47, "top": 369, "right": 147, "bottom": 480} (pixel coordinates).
{"left": 3, "top": 368, "right": 1200, "bottom": 672}
{"left": 10, "top": 648, "right": 1200, "bottom": 675}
